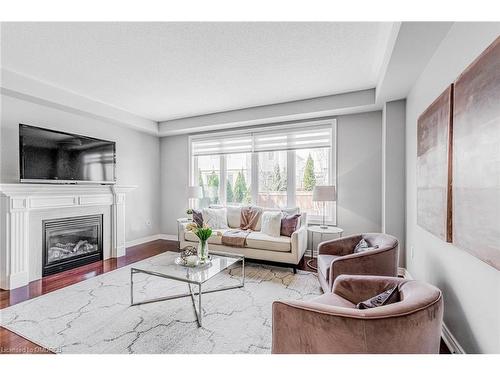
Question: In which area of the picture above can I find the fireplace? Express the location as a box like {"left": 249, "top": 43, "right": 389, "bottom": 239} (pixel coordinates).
{"left": 43, "top": 214, "right": 103, "bottom": 276}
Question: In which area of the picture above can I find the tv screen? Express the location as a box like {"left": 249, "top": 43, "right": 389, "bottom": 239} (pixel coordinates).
{"left": 19, "top": 124, "right": 116, "bottom": 184}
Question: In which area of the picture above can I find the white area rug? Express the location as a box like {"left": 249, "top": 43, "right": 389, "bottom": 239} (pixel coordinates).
{"left": 0, "top": 251, "right": 321, "bottom": 354}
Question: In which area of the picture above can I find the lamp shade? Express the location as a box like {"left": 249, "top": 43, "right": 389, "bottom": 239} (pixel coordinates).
{"left": 312, "top": 186, "right": 336, "bottom": 202}
{"left": 188, "top": 186, "right": 202, "bottom": 199}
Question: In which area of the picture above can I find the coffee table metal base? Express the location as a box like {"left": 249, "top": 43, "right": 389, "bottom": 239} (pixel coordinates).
{"left": 130, "top": 266, "right": 245, "bottom": 327}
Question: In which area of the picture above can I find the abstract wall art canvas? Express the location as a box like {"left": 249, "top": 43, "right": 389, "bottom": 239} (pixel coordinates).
{"left": 452, "top": 36, "right": 500, "bottom": 270}
{"left": 417, "top": 85, "right": 453, "bottom": 242}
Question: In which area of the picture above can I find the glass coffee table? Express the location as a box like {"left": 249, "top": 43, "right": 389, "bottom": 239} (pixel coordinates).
{"left": 130, "top": 251, "right": 245, "bottom": 327}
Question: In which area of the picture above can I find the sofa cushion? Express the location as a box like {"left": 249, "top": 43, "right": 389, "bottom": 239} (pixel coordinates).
{"left": 261, "top": 211, "right": 282, "bottom": 237}
{"left": 253, "top": 206, "right": 300, "bottom": 231}
{"left": 280, "top": 214, "right": 301, "bottom": 237}
{"left": 356, "top": 286, "right": 400, "bottom": 310}
{"left": 202, "top": 207, "right": 228, "bottom": 229}
{"left": 317, "top": 254, "right": 339, "bottom": 281}
{"left": 184, "top": 228, "right": 228, "bottom": 245}
{"left": 354, "top": 238, "right": 379, "bottom": 253}
{"left": 193, "top": 209, "right": 203, "bottom": 227}
{"left": 226, "top": 206, "right": 242, "bottom": 228}
{"left": 246, "top": 231, "right": 291, "bottom": 252}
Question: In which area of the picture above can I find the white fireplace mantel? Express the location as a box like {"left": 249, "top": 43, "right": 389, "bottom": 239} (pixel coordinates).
{"left": 0, "top": 183, "right": 136, "bottom": 290}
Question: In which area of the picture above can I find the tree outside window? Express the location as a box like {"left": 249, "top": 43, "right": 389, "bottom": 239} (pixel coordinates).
{"left": 296, "top": 148, "right": 329, "bottom": 218}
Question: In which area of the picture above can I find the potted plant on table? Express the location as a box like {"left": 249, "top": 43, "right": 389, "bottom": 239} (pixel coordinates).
{"left": 185, "top": 222, "right": 217, "bottom": 264}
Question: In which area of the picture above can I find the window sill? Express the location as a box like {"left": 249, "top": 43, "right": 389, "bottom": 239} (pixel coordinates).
{"left": 307, "top": 219, "right": 337, "bottom": 226}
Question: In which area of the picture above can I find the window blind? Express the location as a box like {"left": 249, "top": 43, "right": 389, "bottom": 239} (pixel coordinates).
{"left": 191, "top": 124, "right": 332, "bottom": 156}
{"left": 253, "top": 126, "right": 331, "bottom": 152}
{"left": 191, "top": 135, "right": 252, "bottom": 156}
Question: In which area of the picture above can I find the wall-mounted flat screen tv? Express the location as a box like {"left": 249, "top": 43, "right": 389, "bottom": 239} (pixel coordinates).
{"left": 19, "top": 124, "right": 116, "bottom": 184}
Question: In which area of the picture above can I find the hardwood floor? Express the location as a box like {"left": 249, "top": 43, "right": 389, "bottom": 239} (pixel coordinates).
{"left": 0, "top": 241, "right": 450, "bottom": 354}
{"left": 0, "top": 239, "right": 176, "bottom": 354}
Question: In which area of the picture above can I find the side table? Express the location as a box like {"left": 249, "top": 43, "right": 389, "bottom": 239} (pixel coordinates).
{"left": 307, "top": 225, "right": 344, "bottom": 270}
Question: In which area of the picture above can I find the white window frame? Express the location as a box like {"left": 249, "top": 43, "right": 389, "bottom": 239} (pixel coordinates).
{"left": 188, "top": 119, "right": 337, "bottom": 224}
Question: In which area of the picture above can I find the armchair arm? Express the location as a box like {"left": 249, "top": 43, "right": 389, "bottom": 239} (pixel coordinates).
{"left": 272, "top": 300, "right": 365, "bottom": 354}
{"left": 328, "top": 245, "right": 399, "bottom": 289}
{"left": 318, "top": 234, "right": 362, "bottom": 256}
{"left": 332, "top": 274, "right": 404, "bottom": 304}
{"left": 291, "top": 226, "right": 307, "bottom": 261}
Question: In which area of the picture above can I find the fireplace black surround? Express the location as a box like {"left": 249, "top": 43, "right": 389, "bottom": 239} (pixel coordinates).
{"left": 42, "top": 214, "right": 103, "bottom": 276}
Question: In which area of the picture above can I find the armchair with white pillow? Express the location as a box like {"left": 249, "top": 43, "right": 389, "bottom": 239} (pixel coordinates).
{"left": 178, "top": 206, "right": 308, "bottom": 272}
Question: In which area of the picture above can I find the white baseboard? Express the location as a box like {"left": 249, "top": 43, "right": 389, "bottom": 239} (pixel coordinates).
{"left": 158, "top": 233, "right": 179, "bottom": 241}
{"left": 126, "top": 233, "right": 178, "bottom": 247}
{"left": 442, "top": 323, "right": 466, "bottom": 354}
{"left": 398, "top": 267, "right": 464, "bottom": 354}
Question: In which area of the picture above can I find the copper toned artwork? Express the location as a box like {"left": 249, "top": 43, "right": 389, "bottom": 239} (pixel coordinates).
{"left": 452, "top": 36, "right": 500, "bottom": 270}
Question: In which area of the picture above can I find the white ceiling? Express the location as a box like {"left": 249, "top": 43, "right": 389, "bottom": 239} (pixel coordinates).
{"left": 1, "top": 22, "right": 394, "bottom": 122}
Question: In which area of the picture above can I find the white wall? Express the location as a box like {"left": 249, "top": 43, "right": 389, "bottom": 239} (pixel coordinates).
{"left": 0, "top": 94, "right": 161, "bottom": 242}
{"left": 160, "top": 111, "right": 384, "bottom": 238}
{"left": 405, "top": 23, "right": 500, "bottom": 353}
{"left": 160, "top": 134, "right": 189, "bottom": 235}
{"left": 336, "top": 111, "right": 382, "bottom": 235}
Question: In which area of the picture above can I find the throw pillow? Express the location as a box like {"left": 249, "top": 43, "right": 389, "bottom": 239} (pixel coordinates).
{"left": 356, "top": 286, "right": 400, "bottom": 309}
{"left": 226, "top": 206, "right": 242, "bottom": 228}
{"left": 280, "top": 214, "right": 301, "bottom": 237}
{"left": 353, "top": 238, "right": 379, "bottom": 253}
{"left": 193, "top": 209, "right": 203, "bottom": 227}
{"left": 202, "top": 208, "right": 229, "bottom": 229}
{"left": 261, "top": 211, "right": 282, "bottom": 237}
{"left": 253, "top": 206, "right": 264, "bottom": 231}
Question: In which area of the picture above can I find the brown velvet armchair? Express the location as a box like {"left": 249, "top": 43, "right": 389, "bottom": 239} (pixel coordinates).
{"left": 317, "top": 233, "right": 399, "bottom": 292}
{"left": 272, "top": 275, "right": 443, "bottom": 354}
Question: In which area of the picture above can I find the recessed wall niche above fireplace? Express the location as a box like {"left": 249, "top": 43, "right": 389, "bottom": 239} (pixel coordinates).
{"left": 43, "top": 215, "right": 103, "bottom": 276}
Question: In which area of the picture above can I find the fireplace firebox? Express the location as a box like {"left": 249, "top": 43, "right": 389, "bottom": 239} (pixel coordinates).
{"left": 43, "top": 214, "right": 103, "bottom": 276}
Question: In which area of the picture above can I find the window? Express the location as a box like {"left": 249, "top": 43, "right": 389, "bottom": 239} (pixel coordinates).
{"left": 295, "top": 148, "right": 330, "bottom": 218}
{"left": 226, "top": 153, "right": 252, "bottom": 205}
{"left": 190, "top": 120, "right": 336, "bottom": 222}
{"left": 194, "top": 154, "right": 221, "bottom": 206}
{"left": 257, "top": 151, "right": 287, "bottom": 208}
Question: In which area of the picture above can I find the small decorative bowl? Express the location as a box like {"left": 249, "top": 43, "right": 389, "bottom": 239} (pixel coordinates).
{"left": 177, "top": 254, "right": 201, "bottom": 266}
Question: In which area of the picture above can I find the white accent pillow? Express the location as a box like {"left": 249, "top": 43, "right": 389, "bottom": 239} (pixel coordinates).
{"left": 260, "top": 211, "right": 282, "bottom": 237}
{"left": 226, "top": 206, "right": 242, "bottom": 228}
{"left": 202, "top": 208, "right": 228, "bottom": 229}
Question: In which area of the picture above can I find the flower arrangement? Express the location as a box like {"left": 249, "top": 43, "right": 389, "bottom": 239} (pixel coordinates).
{"left": 185, "top": 222, "right": 213, "bottom": 242}
{"left": 185, "top": 223, "right": 221, "bottom": 263}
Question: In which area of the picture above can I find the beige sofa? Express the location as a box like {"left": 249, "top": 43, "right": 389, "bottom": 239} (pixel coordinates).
{"left": 178, "top": 206, "right": 307, "bottom": 270}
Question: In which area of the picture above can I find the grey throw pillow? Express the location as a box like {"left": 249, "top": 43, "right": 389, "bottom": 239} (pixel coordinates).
{"left": 356, "top": 286, "right": 400, "bottom": 309}
{"left": 193, "top": 209, "right": 203, "bottom": 227}
{"left": 353, "top": 238, "right": 379, "bottom": 253}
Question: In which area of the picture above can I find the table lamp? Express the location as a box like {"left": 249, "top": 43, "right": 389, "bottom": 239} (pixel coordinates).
{"left": 312, "top": 186, "right": 336, "bottom": 229}
{"left": 188, "top": 185, "right": 202, "bottom": 208}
